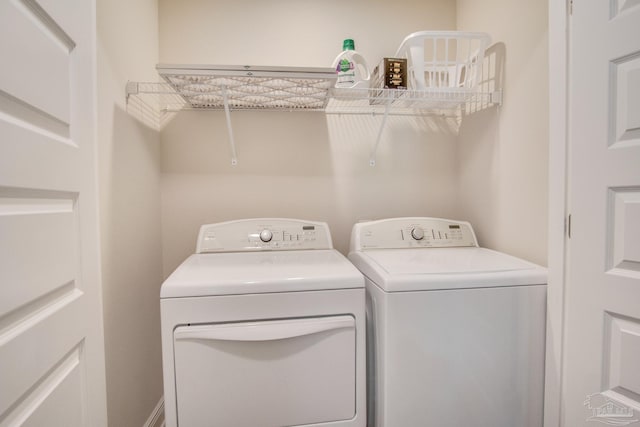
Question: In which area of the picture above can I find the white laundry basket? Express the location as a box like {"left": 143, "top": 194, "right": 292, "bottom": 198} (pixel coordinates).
{"left": 395, "top": 31, "right": 491, "bottom": 91}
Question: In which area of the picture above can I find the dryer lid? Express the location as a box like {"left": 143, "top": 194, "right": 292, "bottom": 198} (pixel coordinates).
{"left": 161, "top": 249, "right": 364, "bottom": 298}
{"left": 349, "top": 247, "right": 547, "bottom": 292}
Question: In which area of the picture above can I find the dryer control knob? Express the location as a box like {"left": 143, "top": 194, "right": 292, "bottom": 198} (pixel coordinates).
{"left": 411, "top": 227, "right": 425, "bottom": 240}
{"left": 259, "top": 229, "right": 273, "bottom": 243}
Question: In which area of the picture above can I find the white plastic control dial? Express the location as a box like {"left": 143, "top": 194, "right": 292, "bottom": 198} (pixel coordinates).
{"left": 259, "top": 229, "right": 273, "bottom": 242}
{"left": 411, "top": 227, "right": 425, "bottom": 240}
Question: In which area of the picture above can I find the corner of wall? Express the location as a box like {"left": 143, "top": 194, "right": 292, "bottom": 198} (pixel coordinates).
{"left": 97, "top": 0, "right": 164, "bottom": 425}
{"left": 455, "top": 0, "right": 549, "bottom": 265}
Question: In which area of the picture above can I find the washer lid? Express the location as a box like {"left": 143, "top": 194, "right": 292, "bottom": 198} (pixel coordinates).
{"left": 161, "top": 249, "right": 364, "bottom": 298}
{"left": 348, "top": 247, "right": 547, "bottom": 292}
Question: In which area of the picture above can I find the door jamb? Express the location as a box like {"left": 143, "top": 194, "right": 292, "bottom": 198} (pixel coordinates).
{"left": 545, "top": 0, "right": 570, "bottom": 426}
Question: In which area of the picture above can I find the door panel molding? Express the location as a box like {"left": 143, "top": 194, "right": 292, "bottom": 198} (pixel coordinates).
{"left": 0, "top": 0, "right": 106, "bottom": 424}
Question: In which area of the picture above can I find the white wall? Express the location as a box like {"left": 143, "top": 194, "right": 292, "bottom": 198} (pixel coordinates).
{"left": 158, "top": 0, "right": 461, "bottom": 275}
{"left": 97, "top": 1, "right": 164, "bottom": 425}
{"left": 456, "top": 0, "right": 549, "bottom": 265}
{"left": 159, "top": 0, "right": 457, "bottom": 68}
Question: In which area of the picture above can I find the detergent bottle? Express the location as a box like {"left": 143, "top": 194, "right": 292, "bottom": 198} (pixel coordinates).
{"left": 332, "top": 39, "right": 370, "bottom": 89}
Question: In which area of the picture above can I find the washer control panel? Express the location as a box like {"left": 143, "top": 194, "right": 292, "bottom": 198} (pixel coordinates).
{"left": 351, "top": 217, "right": 478, "bottom": 250}
{"left": 196, "top": 218, "right": 333, "bottom": 253}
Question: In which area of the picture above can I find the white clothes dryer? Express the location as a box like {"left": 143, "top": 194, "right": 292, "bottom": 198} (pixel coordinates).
{"left": 161, "top": 219, "right": 366, "bottom": 427}
{"left": 348, "top": 217, "right": 547, "bottom": 427}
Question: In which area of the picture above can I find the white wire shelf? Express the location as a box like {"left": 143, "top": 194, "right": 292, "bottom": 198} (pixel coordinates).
{"left": 126, "top": 83, "right": 499, "bottom": 115}
{"left": 126, "top": 81, "right": 331, "bottom": 112}
{"left": 158, "top": 64, "right": 336, "bottom": 111}
{"left": 326, "top": 87, "right": 500, "bottom": 116}
{"left": 125, "top": 64, "right": 502, "bottom": 166}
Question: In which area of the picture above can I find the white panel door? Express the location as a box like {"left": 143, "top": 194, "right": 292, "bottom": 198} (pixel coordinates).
{"left": 565, "top": 0, "right": 640, "bottom": 426}
{"left": 0, "top": 0, "right": 107, "bottom": 426}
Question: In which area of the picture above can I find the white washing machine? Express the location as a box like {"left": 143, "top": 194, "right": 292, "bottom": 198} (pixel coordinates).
{"left": 161, "top": 219, "right": 366, "bottom": 427}
{"left": 348, "top": 217, "right": 547, "bottom": 427}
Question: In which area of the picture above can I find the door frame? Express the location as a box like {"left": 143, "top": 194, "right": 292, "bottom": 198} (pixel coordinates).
{"left": 546, "top": 1, "right": 569, "bottom": 426}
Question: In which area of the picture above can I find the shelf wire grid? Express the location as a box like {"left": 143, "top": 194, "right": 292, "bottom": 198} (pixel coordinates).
{"left": 326, "top": 87, "right": 494, "bottom": 117}
{"left": 162, "top": 74, "right": 334, "bottom": 110}
{"left": 127, "top": 82, "right": 496, "bottom": 119}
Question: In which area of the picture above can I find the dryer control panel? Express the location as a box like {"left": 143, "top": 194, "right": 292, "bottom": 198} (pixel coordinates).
{"left": 350, "top": 217, "right": 479, "bottom": 250}
{"left": 196, "top": 218, "right": 333, "bottom": 253}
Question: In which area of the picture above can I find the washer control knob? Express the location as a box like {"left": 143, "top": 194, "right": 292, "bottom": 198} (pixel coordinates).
{"left": 259, "top": 229, "right": 273, "bottom": 243}
{"left": 411, "top": 227, "right": 425, "bottom": 241}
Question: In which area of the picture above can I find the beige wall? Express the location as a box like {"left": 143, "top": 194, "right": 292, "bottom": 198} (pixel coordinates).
{"left": 456, "top": 0, "right": 549, "bottom": 265}
{"left": 159, "top": 0, "right": 457, "bottom": 68}
{"left": 97, "top": 0, "right": 164, "bottom": 425}
{"left": 158, "top": 0, "right": 461, "bottom": 275}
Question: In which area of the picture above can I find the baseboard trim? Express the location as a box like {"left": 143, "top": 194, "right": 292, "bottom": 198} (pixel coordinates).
{"left": 143, "top": 397, "right": 164, "bottom": 427}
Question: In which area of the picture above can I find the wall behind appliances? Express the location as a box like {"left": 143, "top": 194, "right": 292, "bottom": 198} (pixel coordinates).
{"left": 456, "top": 0, "right": 549, "bottom": 266}
{"left": 158, "top": 0, "right": 460, "bottom": 275}
{"left": 97, "top": 0, "right": 164, "bottom": 425}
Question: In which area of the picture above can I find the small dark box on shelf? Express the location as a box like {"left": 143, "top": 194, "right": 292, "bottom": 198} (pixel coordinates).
{"left": 373, "top": 58, "right": 407, "bottom": 89}
{"left": 370, "top": 58, "right": 407, "bottom": 105}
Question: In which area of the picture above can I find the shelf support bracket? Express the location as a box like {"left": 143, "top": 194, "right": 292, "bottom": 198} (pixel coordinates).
{"left": 125, "top": 81, "right": 138, "bottom": 106}
{"left": 221, "top": 85, "right": 238, "bottom": 165}
{"left": 369, "top": 99, "right": 393, "bottom": 166}
{"left": 491, "top": 89, "right": 503, "bottom": 106}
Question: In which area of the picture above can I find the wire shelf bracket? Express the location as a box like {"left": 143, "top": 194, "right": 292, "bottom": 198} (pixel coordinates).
{"left": 220, "top": 85, "right": 238, "bottom": 165}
